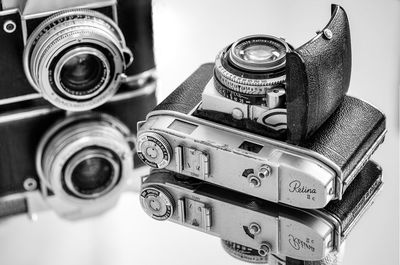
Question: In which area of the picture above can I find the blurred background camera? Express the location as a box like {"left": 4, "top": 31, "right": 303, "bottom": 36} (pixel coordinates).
{"left": 0, "top": 0, "right": 155, "bottom": 111}
{"left": 0, "top": 82, "right": 156, "bottom": 220}
{"left": 0, "top": 0, "right": 157, "bottom": 220}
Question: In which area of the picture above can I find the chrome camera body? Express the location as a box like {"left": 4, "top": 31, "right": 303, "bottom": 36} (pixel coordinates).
{"left": 136, "top": 5, "right": 386, "bottom": 209}
{"left": 0, "top": 0, "right": 155, "bottom": 111}
{"left": 138, "top": 4, "right": 386, "bottom": 263}
{"left": 141, "top": 161, "right": 382, "bottom": 261}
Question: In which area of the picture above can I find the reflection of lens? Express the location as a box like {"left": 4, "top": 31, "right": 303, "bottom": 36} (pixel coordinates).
{"left": 60, "top": 53, "right": 106, "bottom": 96}
{"left": 64, "top": 148, "right": 120, "bottom": 199}
{"left": 36, "top": 113, "right": 133, "bottom": 203}
{"left": 73, "top": 158, "right": 112, "bottom": 190}
{"left": 23, "top": 9, "right": 133, "bottom": 111}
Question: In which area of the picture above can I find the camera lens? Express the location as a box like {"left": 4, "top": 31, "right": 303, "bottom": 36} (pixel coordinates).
{"left": 59, "top": 51, "right": 108, "bottom": 98}
{"left": 72, "top": 158, "right": 113, "bottom": 192}
{"left": 36, "top": 113, "right": 133, "bottom": 202}
{"left": 214, "top": 35, "right": 290, "bottom": 106}
{"left": 64, "top": 148, "right": 120, "bottom": 199}
{"left": 23, "top": 9, "right": 133, "bottom": 111}
{"left": 229, "top": 36, "right": 288, "bottom": 72}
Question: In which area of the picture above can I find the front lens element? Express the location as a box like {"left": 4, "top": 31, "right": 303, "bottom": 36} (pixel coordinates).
{"left": 65, "top": 148, "right": 120, "bottom": 199}
{"left": 55, "top": 47, "right": 110, "bottom": 100}
{"left": 60, "top": 53, "right": 105, "bottom": 95}
{"left": 239, "top": 45, "right": 280, "bottom": 63}
{"left": 229, "top": 35, "right": 289, "bottom": 72}
{"left": 72, "top": 158, "right": 113, "bottom": 191}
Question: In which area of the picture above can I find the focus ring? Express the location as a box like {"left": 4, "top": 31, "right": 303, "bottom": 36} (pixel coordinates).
{"left": 213, "top": 76, "right": 268, "bottom": 105}
{"left": 214, "top": 50, "right": 286, "bottom": 95}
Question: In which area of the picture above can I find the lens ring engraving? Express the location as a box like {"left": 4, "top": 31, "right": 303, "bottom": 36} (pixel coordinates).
{"left": 137, "top": 132, "right": 172, "bottom": 169}
{"left": 214, "top": 35, "right": 290, "bottom": 96}
{"left": 140, "top": 186, "right": 174, "bottom": 221}
{"left": 221, "top": 240, "right": 268, "bottom": 264}
{"left": 23, "top": 9, "right": 132, "bottom": 111}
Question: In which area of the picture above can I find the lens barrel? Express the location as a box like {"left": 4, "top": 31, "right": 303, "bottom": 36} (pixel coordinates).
{"left": 23, "top": 9, "right": 133, "bottom": 111}
{"left": 36, "top": 113, "right": 133, "bottom": 203}
{"left": 214, "top": 35, "right": 290, "bottom": 105}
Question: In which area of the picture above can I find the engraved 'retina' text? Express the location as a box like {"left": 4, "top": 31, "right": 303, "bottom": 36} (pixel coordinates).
{"left": 288, "top": 234, "right": 315, "bottom": 252}
{"left": 289, "top": 180, "right": 317, "bottom": 194}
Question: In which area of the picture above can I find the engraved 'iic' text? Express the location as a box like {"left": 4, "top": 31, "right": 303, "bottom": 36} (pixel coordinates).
{"left": 288, "top": 234, "right": 315, "bottom": 252}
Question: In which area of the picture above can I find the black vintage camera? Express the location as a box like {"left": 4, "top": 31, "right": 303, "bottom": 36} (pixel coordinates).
{"left": 137, "top": 4, "right": 386, "bottom": 263}
{"left": 0, "top": 81, "right": 157, "bottom": 220}
{"left": 0, "top": 0, "right": 155, "bottom": 111}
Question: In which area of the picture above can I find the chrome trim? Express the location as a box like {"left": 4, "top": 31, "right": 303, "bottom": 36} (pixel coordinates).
{"left": 0, "top": 93, "right": 41, "bottom": 105}
{"left": 111, "top": 3, "right": 118, "bottom": 24}
{"left": 0, "top": 107, "right": 57, "bottom": 124}
{"left": 21, "top": 17, "right": 28, "bottom": 45}
{"left": 20, "top": 0, "right": 117, "bottom": 19}
{"left": 123, "top": 68, "right": 157, "bottom": 86}
{"left": 309, "top": 207, "right": 342, "bottom": 253}
{"left": 109, "top": 80, "right": 157, "bottom": 102}
{"left": 0, "top": 8, "right": 18, "bottom": 16}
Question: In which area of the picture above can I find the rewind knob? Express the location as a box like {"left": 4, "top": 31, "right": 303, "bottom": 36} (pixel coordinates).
{"left": 137, "top": 132, "right": 172, "bottom": 169}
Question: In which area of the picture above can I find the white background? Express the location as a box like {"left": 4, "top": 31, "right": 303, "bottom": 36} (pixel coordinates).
{"left": 0, "top": 0, "right": 399, "bottom": 265}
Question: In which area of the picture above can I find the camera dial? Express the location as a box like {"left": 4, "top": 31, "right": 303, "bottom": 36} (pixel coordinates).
{"left": 221, "top": 240, "right": 269, "bottom": 264}
{"left": 23, "top": 9, "right": 133, "bottom": 111}
{"left": 36, "top": 113, "right": 133, "bottom": 204}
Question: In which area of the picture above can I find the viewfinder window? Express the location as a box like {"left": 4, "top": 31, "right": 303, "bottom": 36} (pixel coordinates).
{"left": 238, "top": 141, "right": 263, "bottom": 153}
{"left": 168, "top": 119, "right": 198, "bottom": 135}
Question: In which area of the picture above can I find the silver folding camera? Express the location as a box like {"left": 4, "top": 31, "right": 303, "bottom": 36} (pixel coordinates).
{"left": 141, "top": 160, "right": 382, "bottom": 262}
{"left": 137, "top": 4, "right": 386, "bottom": 263}
{"left": 136, "top": 5, "right": 386, "bottom": 209}
{"left": 0, "top": 0, "right": 155, "bottom": 111}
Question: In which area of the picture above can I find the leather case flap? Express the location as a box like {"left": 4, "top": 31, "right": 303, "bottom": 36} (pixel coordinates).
{"left": 300, "top": 96, "right": 386, "bottom": 187}
{"left": 286, "top": 4, "right": 352, "bottom": 144}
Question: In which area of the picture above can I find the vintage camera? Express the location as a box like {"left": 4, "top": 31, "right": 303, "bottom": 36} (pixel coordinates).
{"left": 136, "top": 5, "right": 386, "bottom": 209}
{"left": 0, "top": 0, "right": 155, "bottom": 111}
{"left": 0, "top": 81, "right": 157, "bottom": 220}
{"left": 140, "top": 160, "right": 382, "bottom": 261}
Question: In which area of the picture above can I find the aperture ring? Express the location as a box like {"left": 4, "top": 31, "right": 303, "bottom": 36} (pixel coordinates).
{"left": 214, "top": 76, "right": 268, "bottom": 105}
{"left": 214, "top": 50, "right": 286, "bottom": 95}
